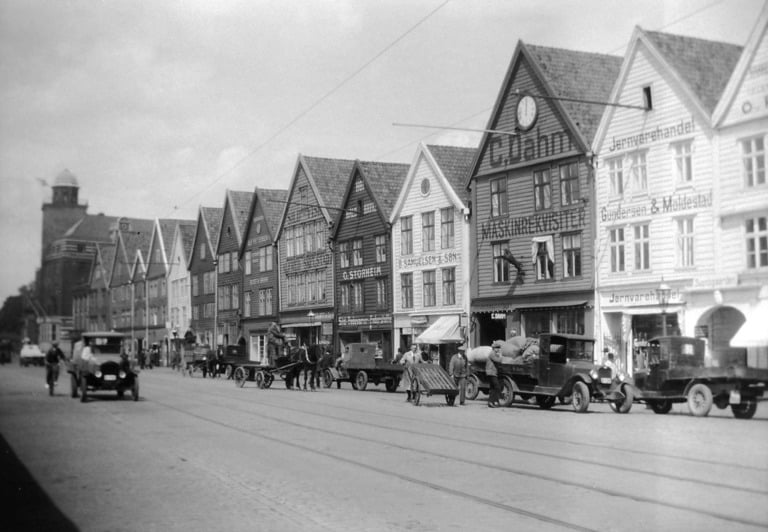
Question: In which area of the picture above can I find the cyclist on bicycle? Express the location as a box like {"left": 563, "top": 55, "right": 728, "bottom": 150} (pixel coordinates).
{"left": 45, "top": 340, "right": 66, "bottom": 392}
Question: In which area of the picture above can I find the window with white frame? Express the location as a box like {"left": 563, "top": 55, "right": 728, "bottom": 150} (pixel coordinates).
{"left": 423, "top": 270, "right": 436, "bottom": 307}
{"left": 746, "top": 216, "right": 768, "bottom": 269}
{"left": 351, "top": 282, "right": 364, "bottom": 311}
{"left": 442, "top": 267, "right": 456, "bottom": 305}
{"left": 559, "top": 162, "right": 580, "bottom": 206}
{"left": 676, "top": 217, "right": 695, "bottom": 267}
{"left": 375, "top": 235, "right": 387, "bottom": 263}
{"left": 562, "top": 232, "right": 581, "bottom": 278}
{"left": 317, "top": 269, "right": 326, "bottom": 300}
{"left": 258, "top": 245, "right": 273, "bottom": 272}
{"left": 231, "top": 284, "right": 239, "bottom": 309}
{"left": 339, "top": 241, "right": 350, "bottom": 268}
{"left": 491, "top": 177, "right": 508, "bottom": 217}
{"left": 673, "top": 140, "right": 693, "bottom": 183}
{"left": 295, "top": 224, "right": 305, "bottom": 255}
{"left": 352, "top": 238, "right": 363, "bottom": 266}
{"left": 534, "top": 238, "right": 554, "bottom": 281}
{"left": 401, "top": 216, "right": 413, "bottom": 255}
{"left": 741, "top": 136, "right": 766, "bottom": 187}
{"left": 533, "top": 169, "right": 551, "bottom": 210}
{"left": 340, "top": 284, "right": 350, "bottom": 311}
{"left": 492, "top": 242, "right": 510, "bottom": 283}
{"left": 376, "top": 278, "right": 387, "bottom": 308}
{"left": 608, "top": 157, "right": 624, "bottom": 196}
{"left": 315, "top": 220, "right": 327, "bottom": 251}
{"left": 441, "top": 208, "right": 454, "bottom": 249}
{"left": 305, "top": 221, "right": 315, "bottom": 253}
{"left": 243, "top": 291, "right": 251, "bottom": 317}
{"left": 610, "top": 227, "right": 625, "bottom": 273}
{"left": 633, "top": 223, "right": 650, "bottom": 271}
{"left": 401, "top": 273, "right": 413, "bottom": 309}
{"left": 630, "top": 151, "right": 648, "bottom": 193}
{"left": 422, "top": 211, "right": 435, "bottom": 252}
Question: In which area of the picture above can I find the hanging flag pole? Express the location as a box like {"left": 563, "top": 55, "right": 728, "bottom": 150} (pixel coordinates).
{"left": 515, "top": 89, "right": 648, "bottom": 111}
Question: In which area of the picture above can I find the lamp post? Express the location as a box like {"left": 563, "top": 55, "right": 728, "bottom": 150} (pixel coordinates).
{"left": 656, "top": 280, "right": 672, "bottom": 336}
{"left": 307, "top": 310, "right": 316, "bottom": 344}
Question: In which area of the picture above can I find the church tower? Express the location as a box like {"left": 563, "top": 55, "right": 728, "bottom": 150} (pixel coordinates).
{"left": 41, "top": 169, "right": 87, "bottom": 255}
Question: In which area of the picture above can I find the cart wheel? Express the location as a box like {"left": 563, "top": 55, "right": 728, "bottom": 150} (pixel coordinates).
{"left": 234, "top": 367, "right": 247, "bottom": 388}
{"left": 465, "top": 374, "right": 480, "bottom": 401}
{"left": 323, "top": 369, "right": 333, "bottom": 388}
{"left": 571, "top": 381, "right": 590, "bottom": 413}
{"left": 446, "top": 394, "right": 456, "bottom": 406}
{"left": 411, "top": 379, "right": 421, "bottom": 406}
{"left": 254, "top": 370, "right": 265, "bottom": 389}
{"left": 264, "top": 373, "right": 274, "bottom": 388}
{"left": 355, "top": 371, "right": 368, "bottom": 391}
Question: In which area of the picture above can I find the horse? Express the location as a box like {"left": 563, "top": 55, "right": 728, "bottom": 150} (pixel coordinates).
{"left": 300, "top": 344, "right": 327, "bottom": 391}
{"left": 276, "top": 346, "right": 302, "bottom": 390}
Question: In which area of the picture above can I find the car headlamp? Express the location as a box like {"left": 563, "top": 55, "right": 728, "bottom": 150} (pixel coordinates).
{"left": 95, "top": 370, "right": 103, "bottom": 378}
{"left": 119, "top": 371, "right": 126, "bottom": 379}
{"left": 589, "top": 369, "right": 598, "bottom": 380}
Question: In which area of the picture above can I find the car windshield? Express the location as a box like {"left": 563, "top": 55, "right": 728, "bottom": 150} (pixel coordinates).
{"left": 566, "top": 340, "right": 594, "bottom": 361}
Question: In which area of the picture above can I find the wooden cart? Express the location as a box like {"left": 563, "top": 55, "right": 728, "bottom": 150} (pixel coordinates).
{"left": 233, "top": 360, "right": 300, "bottom": 389}
{"left": 409, "top": 364, "right": 458, "bottom": 406}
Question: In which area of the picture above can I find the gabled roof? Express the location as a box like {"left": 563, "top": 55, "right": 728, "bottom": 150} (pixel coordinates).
{"left": 61, "top": 213, "right": 118, "bottom": 242}
{"left": 643, "top": 30, "right": 742, "bottom": 116}
{"left": 187, "top": 206, "right": 223, "bottom": 269}
{"left": 713, "top": 3, "right": 768, "bottom": 126}
{"left": 146, "top": 218, "right": 194, "bottom": 277}
{"left": 331, "top": 159, "right": 409, "bottom": 238}
{"left": 90, "top": 242, "right": 115, "bottom": 289}
{"left": 239, "top": 187, "right": 289, "bottom": 257}
{"left": 217, "top": 190, "right": 253, "bottom": 251}
{"left": 178, "top": 222, "right": 197, "bottom": 260}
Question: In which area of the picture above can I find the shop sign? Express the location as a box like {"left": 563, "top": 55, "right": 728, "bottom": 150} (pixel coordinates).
{"left": 338, "top": 314, "right": 393, "bottom": 328}
{"left": 249, "top": 276, "right": 271, "bottom": 286}
{"left": 602, "top": 288, "right": 684, "bottom": 307}
{"left": 410, "top": 315, "right": 428, "bottom": 325}
{"left": 600, "top": 190, "right": 712, "bottom": 223}
{"left": 607, "top": 117, "right": 694, "bottom": 152}
{"left": 397, "top": 251, "right": 459, "bottom": 271}
{"left": 487, "top": 128, "right": 574, "bottom": 168}
{"left": 691, "top": 274, "right": 738, "bottom": 289}
{"left": 341, "top": 265, "right": 382, "bottom": 281}
{"left": 491, "top": 313, "right": 506, "bottom": 320}
{"left": 480, "top": 207, "right": 586, "bottom": 241}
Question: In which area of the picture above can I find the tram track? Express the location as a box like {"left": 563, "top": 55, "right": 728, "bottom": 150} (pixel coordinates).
{"left": 154, "top": 381, "right": 768, "bottom": 530}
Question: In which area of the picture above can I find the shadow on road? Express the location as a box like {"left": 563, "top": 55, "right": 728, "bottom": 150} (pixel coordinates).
{"left": 0, "top": 433, "right": 79, "bottom": 532}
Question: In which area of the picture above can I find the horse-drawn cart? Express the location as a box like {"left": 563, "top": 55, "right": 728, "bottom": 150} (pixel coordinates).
{"left": 233, "top": 357, "right": 300, "bottom": 389}
{"left": 409, "top": 364, "right": 458, "bottom": 406}
{"left": 323, "top": 343, "right": 403, "bottom": 392}
{"left": 182, "top": 346, "right": 214, "bottom": 377}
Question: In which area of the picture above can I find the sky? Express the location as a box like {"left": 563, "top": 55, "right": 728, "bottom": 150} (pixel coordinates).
{"left": 0, "top": 0, "right": 764, "bottom": 303}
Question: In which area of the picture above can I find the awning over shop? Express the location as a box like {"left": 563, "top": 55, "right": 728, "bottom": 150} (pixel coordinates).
{"left": 730, "top": 301, "right": 768, "bottom": 348}
{"left": 415, "top": 315, "right": 463, "bottom": 344}
{"left": 514, "top": 301, "right": 588, "bottom": 312}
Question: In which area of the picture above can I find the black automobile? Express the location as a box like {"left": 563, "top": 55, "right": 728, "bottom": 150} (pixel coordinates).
{"left": 67, "top": 332, "right": 139, "bottom": 402}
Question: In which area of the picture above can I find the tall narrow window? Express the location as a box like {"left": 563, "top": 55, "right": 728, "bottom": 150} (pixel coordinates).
{"left": 610, "top": 228, "right": 625, "bottom": 273}
{"left": 339, "top": 242, "right": 350, "bottom": 268}
{"left": 401, "top": 216, "right": 413, "bottom": 255}
{"left": 492, "top": 242, "right": 510, "bottom": 283}
{"left": 376, "top": 278, "right": 387, "bottom": 308}
{"left": 746, "top": 216, "right": 768, "bottom": 269}
{"left": 741, "top": 136, "right": 766, "bottom": 187}
{"left": 634, "top": 224, "right": 650, "bottom": 271}
{"left": 401, "top": 273, "right": 413, "bottom": 309}
{"left": 642, "top": 85, "right": 652, "bottom": 111}
{"left": 243, "top": 292, "right": 251, "bottom": 318}
{"left": 440, "top": 208, "right": 455, "bottom": 249}
{"left": 490, "top": 177, "right": 508, "bottom": 217}
{"left": 423, "top": 270, "right": 436, "bottom": 307}
{"left": 351, "top": 282, "right": 364, "bottom": 311}
{"left": 674, "top": 141, "right": 693, "bottom": 183}
{"left": 533, "top": 169, "right": 551, "bottom": 210}
{"left": 442, "top": 267, "right": 456, "bottom": 305}
{"left": 422, "top": 211, "right": 435, "bottom": 252}
{"left": 352, "top": 238, "right": 363, "bottom": 266}
{"left": 630, "top": 152, "right": 648, "bottom": 193}
{"left": 562, "top": 232, "right": 582, "bottom": 278}
{"left": 375, "top": 235, "right": 387, "bottom": 263}
{"left": 677, "top": 217, "right": 695, "bottom": 267}
{"left": 535, "top": 240, "right": 554, "bottom": 281}
{"left": 304, "top": 222, "right": 315, "bottom": 253}
{"left": 340, "top": 284, "right": 350, "bottom": 310}
{"left": 244, "top": 251, "right": 252, "bottom": 275}
{"left": 559, "top": 163, "right": 580, "bottom": 206}
{"left": 608, "top": 158, "right": 624, "bottom": 196}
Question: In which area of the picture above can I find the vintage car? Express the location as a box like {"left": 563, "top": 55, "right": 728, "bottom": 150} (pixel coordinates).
{"left": 67, "top": 332, "right": 139, "bottom": 402}
{"left": 20, "top": 343, "right": 45, "bottom": 367}
{"left": 467, "top": 333, "right": 616, "bottom": 413}
{"left": 609, "top": 336, "right": 767, "bottom": 418}
{"left": 323, "top": 342, "right": 403, "bottom": 391}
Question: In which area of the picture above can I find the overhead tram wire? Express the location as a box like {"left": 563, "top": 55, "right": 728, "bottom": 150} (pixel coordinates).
{"left": 165, "top": 0, "right": 451, "bottom": 218}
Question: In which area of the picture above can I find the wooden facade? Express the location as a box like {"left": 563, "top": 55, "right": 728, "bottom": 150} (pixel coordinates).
{"left": 188, "top": 206, "right": 222, "bottom": 347}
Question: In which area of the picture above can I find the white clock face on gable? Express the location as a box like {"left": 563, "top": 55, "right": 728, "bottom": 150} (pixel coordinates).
{"left": 516, "top": 94, "right": 538, "bottom": 131}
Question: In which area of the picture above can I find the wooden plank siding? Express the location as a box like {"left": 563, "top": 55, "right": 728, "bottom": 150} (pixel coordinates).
{"left": 217, "top": 202, "right": 242, "bottom": 344}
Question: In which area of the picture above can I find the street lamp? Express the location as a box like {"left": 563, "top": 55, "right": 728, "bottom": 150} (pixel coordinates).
{"left": 307, "top": 310, "right": 316, "bottom": 344}
{"left": 656, "top": 279, "right": 672, "bottom": 336}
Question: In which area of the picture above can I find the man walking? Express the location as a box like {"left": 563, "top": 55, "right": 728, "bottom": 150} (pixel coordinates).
{"left": 448, "top": 344, "right": 469, "bottom": 405}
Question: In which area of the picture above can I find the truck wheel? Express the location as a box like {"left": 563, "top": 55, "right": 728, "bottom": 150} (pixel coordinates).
{"left": 687, "top": 383, "right": 713, "bottom": 417}
{"left": 234, "top": 367, "right": 247, "bottom": 388}
{"left": 649, "top": 400, "right": 672, "bottom": 414}
{"left": 571, "top": 381, "right": 590, "bottom": 413}
{"left": 465, "top": 375, "right": 480, "bottom": 401}
{"left": 499, "top": 376, "right": 516, "bottom": 407}
{"left": 323, "top": 369, "right": 333, "bottom": 388}
{"left": 536, "top": 396, "right": 556, "bottom": 409}
{"left": 355, "top": 371, "right": 368, "bottom": 391}
{"left": 80, "top": 376, "right": 87, "bottom": 403}
{"left": 70, "top": 374, "right": 79, "bottom": 398}
{"left": 611, "top": 385, "right": 633, "bottom": 414}
{"left": 731, "top": 401, "right": 757, "bottom": 419}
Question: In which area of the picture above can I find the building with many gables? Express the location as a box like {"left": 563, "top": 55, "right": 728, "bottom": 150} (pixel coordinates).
{"left": 189, "top": 206, "right": 223, "bottom": 347}
{"left": 240, "top": 187, "right": 288, "bottom": 363}
{"left": 390, "top": 143, "right": 475, "bottom": 366}
{"left": 167, "top": 220, "right": 197, "bottom": 355}
{"left": 72, "top": 242, "right": 115, "bottom": 335}
{"left": 277, "top": 155, "right": 356, "bottom": 346}
{"left": 331, "top": 159, "right": 409, "bottom": 359}
{"left": 467, "top": 41, "right": 621, "bottom": 348}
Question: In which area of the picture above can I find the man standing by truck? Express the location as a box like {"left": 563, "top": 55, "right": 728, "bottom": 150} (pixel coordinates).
{"left": 448, "top": 344, "right": 469, "bottom": 405}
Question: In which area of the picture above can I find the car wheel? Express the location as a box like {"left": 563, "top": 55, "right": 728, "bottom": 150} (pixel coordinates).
{"left": 731, "top": 401, "right": 757, "bottom": 419}
{"left": 80, "top": 376, "right": 87, "bottom": 403}
{"left": 499, "top": 376, "right": 516, "bottom": 407}
{"left": 571, "top": 381, "right": 590, "bottom": 413}
{"left": 355, "top": 371, "right": 368, "bottom": 391}
{"left": 70, "top": 374, "right": 78, "bottom": 398}
{"left": 612, "top": 385, "right": 633, "bottom": 414}
{"left": 323, "top": 369, "right": 333, "bottom": 389}
{"left": 411, "top": 379, "right": 421, "bottom": 406}
{"left": 465, "top": 375, "right": 480, "bottom": 401}
{"left": 132, "top": 378, "right": 139, "bottom": 401}
{"left": 687, "top": 383, "right": 713, "bottom": 417}
{"left": 234, "top": 367, "right": 247, "bottom": 388}
{"left": 536, "top": 395, "right": 556, "bottom": 409}
{"left": 649, "top": 400, "right": 673, "bottom": 414}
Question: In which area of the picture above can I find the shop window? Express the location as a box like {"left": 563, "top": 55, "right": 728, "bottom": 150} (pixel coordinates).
{"left": 492, "top": 242, "right": 510, "bottom": 283}
{"left": 673, "top": 140, "right": 693, "bottom": 183}
{"left": 556, "top": 309, "right": 584, "bottom": 335}
{"left": 633, "top": 224, "right": 650, "bottom": 271}
{"left": 559, "top": 163, "right": 580, "bottom": 206}
{"left": 401, "top": 273, "right": 413, "bottom": 309}
{"left": 525, "top": 311, "right": 551, "bottom": 336}
{"left": 610, "top": 227, "right": 625, "bottom": 273}
{"left": 533, "top": 168, "right": 551, "bottom": 210}
{"left": 490, "top": 177, "right": 508, "bottom": 217}
{"left": 676, "top": 217, "right": 695, "bottom": 268}
{"left": 400, "top": 216, "right": 413, "bottom": 255}
{"left": 746, "top": 216, "right": 768, "bottom": 269}
{"left": 562, "top": 232, "right": 581, "bottom": 278}
{"left": 741, "top": 136, "right": 766, "bottom": 187}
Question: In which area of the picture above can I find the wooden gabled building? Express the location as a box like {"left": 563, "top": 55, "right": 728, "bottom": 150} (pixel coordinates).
{"left": 188, "top": 206, "right": 223, "bottom": 347}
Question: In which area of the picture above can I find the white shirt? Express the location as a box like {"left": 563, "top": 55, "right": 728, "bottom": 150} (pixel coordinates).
{"left": 81, "top": 346, "right": 95, "bottom": 362}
